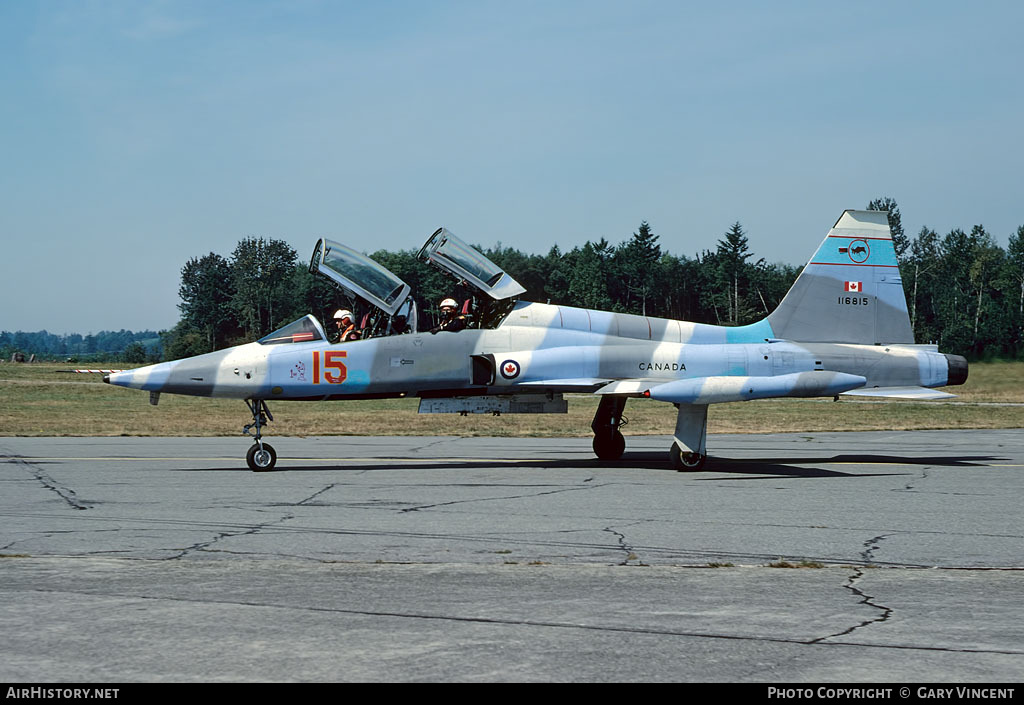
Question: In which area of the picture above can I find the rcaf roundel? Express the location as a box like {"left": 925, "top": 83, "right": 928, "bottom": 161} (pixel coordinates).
{"left": 499, "top": 359, "right": 521, "bottom": 380}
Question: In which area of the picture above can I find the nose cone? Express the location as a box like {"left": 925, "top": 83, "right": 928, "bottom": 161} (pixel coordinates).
{"left": 103, "top": 353, "right": 221, "bottom": 396}
{"left": 105, "top": 361, "right": 177, "bottom": 392}
{"left": 103, "top": 344, "right": 267, "bottom": 398}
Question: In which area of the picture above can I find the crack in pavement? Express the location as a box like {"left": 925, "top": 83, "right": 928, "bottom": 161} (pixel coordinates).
{"left": 295, "top": 484, "right": 338, "bottom": 506}
{"left": 407, "top": 438, "right": 452, "bottom": 455}
{"left": 5, "top": 455, "right": 91, "bottom": 510}
{"left": 898, "top": 466, "right": 929, "bottom": 493}
{"left": 0, "top": 516, "right": 996, "bottom": 566}
{"left": 168, "top": 512, "right": 296, "bottom": 560}
{"left": 810, "top": 534, "right": 896, "bottom": 645}
{"left": 602, "top": 522, "right": 645, "bottom": 565}
{"left": 2, "top": 510, "right": 1018, "bottom": 568}
{"left": 400, "top": 483, "right": 603, "bottom": 513}
{"left": 8, "top": 504, "right": 1017, "bottom": 542}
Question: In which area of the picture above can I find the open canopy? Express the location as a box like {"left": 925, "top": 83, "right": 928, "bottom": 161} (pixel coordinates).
{"left": 418, "top": 228, "right": 526, "bottom": 301}
{"left": 309, "top": 239, "right": 412, "bottom": 317}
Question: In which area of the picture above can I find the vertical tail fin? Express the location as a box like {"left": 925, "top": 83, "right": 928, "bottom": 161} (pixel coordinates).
{"left": 766, "top": 210, "right": 913, "bottom": 344}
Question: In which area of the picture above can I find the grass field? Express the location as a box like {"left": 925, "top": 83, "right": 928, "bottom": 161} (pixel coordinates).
{"left": 1, "top": 360, "right": 1022, "bottom": 437}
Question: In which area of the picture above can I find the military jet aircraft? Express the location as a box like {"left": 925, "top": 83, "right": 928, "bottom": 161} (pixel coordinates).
{"left": 106, "top": 210, "right": 968, "bottom": 471}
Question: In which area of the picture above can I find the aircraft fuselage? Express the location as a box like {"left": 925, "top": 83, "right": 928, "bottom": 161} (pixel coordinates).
{"left": 106, "top": 301, "right": 958, "bottom": 402}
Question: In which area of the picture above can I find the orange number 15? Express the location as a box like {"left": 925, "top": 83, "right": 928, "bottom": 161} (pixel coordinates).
{"left": 312, "top": 350, "right": 347, "bottom": 384}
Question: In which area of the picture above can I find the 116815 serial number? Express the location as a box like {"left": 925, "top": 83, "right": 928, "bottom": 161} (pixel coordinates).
{"left": 837, "top": 297, "right": 869, "bottom": 305}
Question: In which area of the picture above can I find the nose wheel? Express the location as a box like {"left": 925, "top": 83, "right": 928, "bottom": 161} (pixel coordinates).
{"left": 244, "top": 399, "right": 278, "bottom": 472}
{"left": 246, "top": 442, "right": 277, "bottom": 472}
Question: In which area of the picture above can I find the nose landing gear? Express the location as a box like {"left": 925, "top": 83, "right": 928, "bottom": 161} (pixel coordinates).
{"left": 244, "top": 399, "right": 277, "bottom": 472}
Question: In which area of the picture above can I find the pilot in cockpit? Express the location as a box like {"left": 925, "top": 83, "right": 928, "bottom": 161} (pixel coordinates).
{"left": 333, "top": 309, "right": 361, "bottom": 342}
{"left": 390, "top": 314, "right": 411, "bottom": 335}
{"left": 430, "top": 298, "right": 466, "bottom": 334}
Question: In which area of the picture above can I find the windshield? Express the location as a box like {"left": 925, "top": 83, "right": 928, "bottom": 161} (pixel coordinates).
{"left": 258, "top": 315, "right": 326, "bottom": 345}
{"left": 310, "top": 239, "right": 412, "bottom": 316}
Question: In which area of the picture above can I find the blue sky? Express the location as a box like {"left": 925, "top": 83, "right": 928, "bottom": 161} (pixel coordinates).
{"left": 2, "top": 1, "right": 1022, "bottom": 333}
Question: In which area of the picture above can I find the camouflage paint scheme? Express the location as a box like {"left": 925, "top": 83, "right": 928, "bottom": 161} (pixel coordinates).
{"left": 107, "top": 211, "right": 968, "bottom": 471}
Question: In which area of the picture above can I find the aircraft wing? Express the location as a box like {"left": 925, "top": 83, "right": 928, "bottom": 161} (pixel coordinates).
{"left": 599, "top": 371, "right": 868, "bottom": 405}
{"left": 594, "top": 379, "right": 667, "bottom": 395}
{"left": 520, "top": 378, "right": 669, "bottom": 395}
{"left": 527, "top": 372, "right": 872, "bottom": 404}
{"left": 840, "top": 386, "right": 957, "bottom": 400}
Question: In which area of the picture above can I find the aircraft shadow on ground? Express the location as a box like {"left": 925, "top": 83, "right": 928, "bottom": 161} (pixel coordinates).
{"left": 693, "top": 453, "right": 1001, "bottom": 480}
{"left": 187, "top": 452, "right": 1001, "bottom": 477}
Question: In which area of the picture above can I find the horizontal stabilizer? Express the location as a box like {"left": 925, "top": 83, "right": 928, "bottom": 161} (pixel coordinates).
{"left": 840, "top": 386, "right": 956, "bottom": 400}
{"left": 646, "top": 371, "right": 866, "bottom": 405}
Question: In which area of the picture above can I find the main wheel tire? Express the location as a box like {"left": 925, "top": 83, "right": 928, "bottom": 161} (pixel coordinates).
{"left": 247, "top": 443, "right": 277, "bottom": 472}
{"left": 670, "top": 443, "right": 706, "bottom": 471}
{"left": 593, "top": 430, "right": 626, "bottom": 460}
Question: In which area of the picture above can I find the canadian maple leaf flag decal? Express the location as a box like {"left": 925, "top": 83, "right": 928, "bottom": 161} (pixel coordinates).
{"left": 845, "top": 281, "right": 862, "bottom": 292}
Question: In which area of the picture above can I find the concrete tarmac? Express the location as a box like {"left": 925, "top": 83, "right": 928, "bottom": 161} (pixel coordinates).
{"left": 1, "top": 430, "right": 1022, "bottom": 682}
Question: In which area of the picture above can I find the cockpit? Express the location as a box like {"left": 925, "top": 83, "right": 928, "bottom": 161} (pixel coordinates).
{"left": 267, "top": 228, "right": 525, "bottom": 345}
{"left": 258, "top": 315, "right": 327, "bottom": 346}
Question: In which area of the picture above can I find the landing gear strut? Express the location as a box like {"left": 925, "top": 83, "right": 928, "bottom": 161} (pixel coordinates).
{"left": 244, "top": 399, "right": 277, "bottom": 472}
{"left": 591, "top": 396, "right": 627, "bottom": 460}
{"left": 670, "top": 404, "right": 708, "bottom": 472}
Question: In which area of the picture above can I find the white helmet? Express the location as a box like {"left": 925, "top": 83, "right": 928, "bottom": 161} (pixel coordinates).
{"left": 333, "top": 309, "right": 353, "bottom": 324}
{"left": 439, "top": 298, "right": 457, "bottom": 310}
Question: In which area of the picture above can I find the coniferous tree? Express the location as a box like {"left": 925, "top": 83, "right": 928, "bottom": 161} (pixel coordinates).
{"left": 906, "top": 226, "right": 941, "bottom": 340}
{"left": 716, "top": 222, "right": 753, "bottom": 324}
{"left": 567, "top": 242, "right": 614, "bottom": 311}
{"left": 1006, "top": 226, "right": 1024, "bottom": 355}
{"left": 967, "top": 225, "right": 1006, "bottom": 357}
{"left": 867, "top": 196, "right": 908, "bottom": 261}
{"left": 615, "top": 221, "right": 661, "bottom": 315}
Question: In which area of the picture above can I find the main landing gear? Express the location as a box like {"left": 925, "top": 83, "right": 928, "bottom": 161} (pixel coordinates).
{"left": 591, "top": 396, "right": 627, "bottom": 460}
{"left": 591, "top": 397, "right": 710, "bottom": 471}
{"left": 670, "top": 403, "right": 708, "bottom": 472}
{"left": 670, "top": 444, "right": 706, "bottom": 471}
{"left": 244, "top": 399, "right": 277, "bottom": 472}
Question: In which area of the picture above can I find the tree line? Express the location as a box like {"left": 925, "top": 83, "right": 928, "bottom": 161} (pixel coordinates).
{"left": 0, "top": 329, "right": 161, "bottom": 363}
{"left": 155, "top": 197, "right": 1024, "bottom": 362}
{"left": 165, "top": 196, "right": 1024, "bottom": 361}
{"left": 7, "top": 197, "right": 1022, "bottom": 362}
{"left": 160, "top": 221, "right": 805, "bottom": 360}
{"left": 904, "top": 221, "right": 1024, "bottom": 359}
